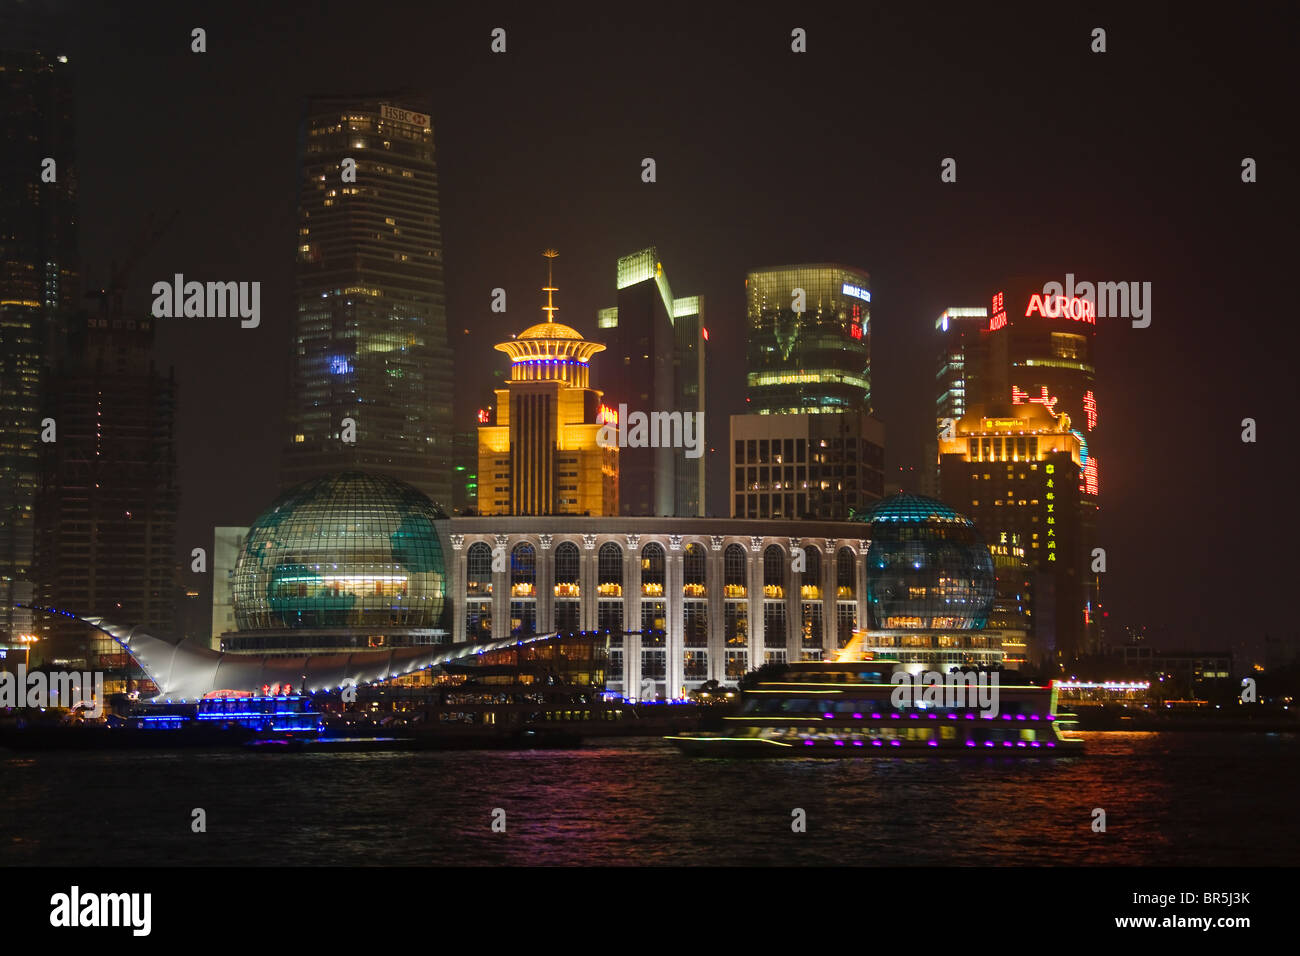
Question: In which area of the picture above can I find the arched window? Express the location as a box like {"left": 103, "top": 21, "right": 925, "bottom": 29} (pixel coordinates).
{"left": 683, "top": 543, "right": 706, "bottom": 594}
{"left": 466, "top": 542, "right": 492, "bottom": 596}
{"left": 837, "top": 547, "right": 856, "bottom": 597}
{"left": 803, "top": 545, "right": 821, "bottom": 592}
{"left": 641, "top": 542, "right": 665, "bottom": 595}
{"left": 512, "top": 543, "right": 536, "bottom": 592}
{"left": 724, "top": 544, "right": 747, "bottom": 592}
{"left": 836, "top": 546, "right": 857, "bottom": 648}
{"left": 598, "top": 542, "right": 623, "bottom": 595}
{"left": 554, "top": 542, "right": 579, "bottom": 586}
{"left": 763, "top": 545, "right": 786, "bottom": 594}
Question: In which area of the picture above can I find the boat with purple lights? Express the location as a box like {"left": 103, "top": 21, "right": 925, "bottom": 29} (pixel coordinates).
{"left": 667, "top": 657, "right": 1083, "bottom": 757}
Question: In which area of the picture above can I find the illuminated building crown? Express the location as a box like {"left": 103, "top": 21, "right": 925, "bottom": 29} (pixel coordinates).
{"left": 495, "top": 250, "right": 606, "bottom": 384}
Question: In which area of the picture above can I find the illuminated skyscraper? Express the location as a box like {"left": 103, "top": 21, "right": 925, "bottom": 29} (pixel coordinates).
{"left": 478, "top": 252, "right": 618, "bottom": 516}
{"left": 1, "top": 49, "right": 77, "bottom": 647}
{"left": 736, "top": 264, "right": 880, "bottom": 519}
{"left": 935, "top": 306, "right": 991, "bottom": 426}
{"left": 745, "top": 264, "right": 871, "bottom": 415}
{"left": 939, "top": 402, "right": 1089, "bottom": 664}
{"left": 597, "top": 247, "right": 705, "bottom": 517}
{"left": 929, "top": 306, "right": 990, "bottom": 497}
{"left": 283, "top": 93, "right": 454, "bottom": 506}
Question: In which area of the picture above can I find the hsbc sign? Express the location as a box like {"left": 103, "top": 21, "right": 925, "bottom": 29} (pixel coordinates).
{"left": 380, "top": 105, "right": 430, "bottom": 128}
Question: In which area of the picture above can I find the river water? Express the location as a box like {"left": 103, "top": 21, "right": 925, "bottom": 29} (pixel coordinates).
{"left": 2, "top": 731, "right": 1295, "bottom": 866}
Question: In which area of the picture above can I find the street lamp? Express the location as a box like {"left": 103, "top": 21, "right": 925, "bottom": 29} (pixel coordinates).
{"left": 17, "top": 633, "right": 38, "bottom": 669}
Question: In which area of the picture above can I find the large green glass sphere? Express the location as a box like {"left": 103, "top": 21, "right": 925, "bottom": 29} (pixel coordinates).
{"left": 233, "top": 472, "right": 447, "bottom": 630}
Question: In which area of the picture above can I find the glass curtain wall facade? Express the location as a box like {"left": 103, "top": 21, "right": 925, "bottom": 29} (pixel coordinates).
{"left": 745, "top": 264, "right": 871, "bottom": 415}
{"left": 285, "top": 94, "right": 454, "bottom": 506}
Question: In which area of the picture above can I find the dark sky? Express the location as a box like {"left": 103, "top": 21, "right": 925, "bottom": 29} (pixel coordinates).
{"left": 23, "top": 0, "right": 1299, "bottom": 657}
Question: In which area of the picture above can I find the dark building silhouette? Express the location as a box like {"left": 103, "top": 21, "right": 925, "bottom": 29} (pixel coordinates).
{"left": 35, "top": 309, "right": 178, "bottom": 687}
{"left": 597, "top": 247, "right": 705, "bottom": 517}
{"left": 0, "top": 47, "right": 78, "bottom": 647}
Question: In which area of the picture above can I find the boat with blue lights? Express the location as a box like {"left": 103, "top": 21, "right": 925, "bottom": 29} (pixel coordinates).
{"left": 667, "top": 655, "right": 1083, "bottom": 757}
{"left": 0, "top": 692, "right": 323, "bottom": 749}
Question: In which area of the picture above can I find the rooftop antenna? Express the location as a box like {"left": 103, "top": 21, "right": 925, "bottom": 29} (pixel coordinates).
{"left": 542, "top": 248, "right": 559, "bottom": 322}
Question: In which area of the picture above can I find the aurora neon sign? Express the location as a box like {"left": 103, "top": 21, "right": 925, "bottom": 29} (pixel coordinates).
{"left": 989, "top": 290, "right": 1097, "bottom": 330}
{"left": 1025, "top": 293, "right": 1096, "bottom": 323}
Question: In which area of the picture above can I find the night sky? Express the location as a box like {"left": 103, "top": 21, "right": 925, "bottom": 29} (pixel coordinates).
{"left": 15, "top": 0, "right": 1297, "bottom": 657}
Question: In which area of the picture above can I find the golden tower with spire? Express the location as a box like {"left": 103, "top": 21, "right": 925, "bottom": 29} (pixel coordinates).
{"left": 477, "top": 251, "right": 619, "bottom": 515}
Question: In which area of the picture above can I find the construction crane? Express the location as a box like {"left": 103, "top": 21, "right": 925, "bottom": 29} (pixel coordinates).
{"left": 84, "top": 208, "right": 181, "bottom": 321}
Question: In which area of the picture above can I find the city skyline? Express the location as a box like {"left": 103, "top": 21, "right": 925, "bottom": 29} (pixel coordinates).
{"left": 4, "top": 1, "right": 1292, "bottom": 663}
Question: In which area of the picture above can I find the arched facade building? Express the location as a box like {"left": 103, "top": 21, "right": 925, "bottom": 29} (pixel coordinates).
{"left": 441, "top": 516, "right": 870, "bottom": 700}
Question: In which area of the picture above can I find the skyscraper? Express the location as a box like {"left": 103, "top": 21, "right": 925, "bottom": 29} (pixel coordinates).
{"left": 735, "top": 264, "right": 882, "bottom": 519}
{"left": 597, "top": 247, "right": 705, "bottom": 517}
{"left": 1, "top": 49, "right": 77, "bottom": 647}
{"left": 35, "top": 309, "right": 178, "bottom": 688}
{"left": 745, "top": 264, "right": 871, "bottom": 415}
{"left": 929, "top": 306, "right": 990, "bottom": 496}
{"left": 283, "top": 93, "right": 454, "bottom": 506}
{"left": 939, "top": 402, "right": 1087, "bottom": 664}
{"left": 935, "top": 306, "right": 992, "bottom": 427}
{"left": 932, "top": 281, "right": 1102, "bottom": 657}
{"left": 478, "top": 252, "right": 618, "bottom": 516}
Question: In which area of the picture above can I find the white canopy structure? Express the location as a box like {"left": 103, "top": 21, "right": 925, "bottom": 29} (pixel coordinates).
{"left": 17, "top": 605, "right": 558, "bottom": 700}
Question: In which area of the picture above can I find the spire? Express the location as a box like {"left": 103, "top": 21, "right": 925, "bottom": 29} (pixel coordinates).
{"left": 542, "top": 248, "right": 559, "bottom": 323}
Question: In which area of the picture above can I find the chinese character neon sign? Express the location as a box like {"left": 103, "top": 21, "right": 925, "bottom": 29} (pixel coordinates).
{"left": 477, "top": 408, "right": 490, "bottom": 424}
{"left": 1025, "top": 293, "right": 1096, "bottom": 324}
{"left": 989, "top": 291, "right": 1007, "bottom": 331}
{"left": 1083, "top": 390, "right": 1097, "bottom": 431}
{"left": 598, "top": 403, "right": 619, "bottom": 426}
{"left": 1011, "top": 385, "right": 1058, "bottom": 415}
{"left": 1081, "top": 457, "right": 1098, "bottom": 496}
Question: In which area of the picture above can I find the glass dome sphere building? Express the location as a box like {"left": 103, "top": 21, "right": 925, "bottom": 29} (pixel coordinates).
{"left": 228, "top": 473, "right": 448, "bottom": 649}
{"left": 853, "top": 493, "right": 995, "bottom": 631}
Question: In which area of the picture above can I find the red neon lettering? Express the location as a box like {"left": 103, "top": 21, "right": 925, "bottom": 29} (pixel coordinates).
{"left": 1026, "top": 294, "right": 1096, "bottom": 324}
{"left": 989, "top": 291, "right": 1007, "bottom": 330}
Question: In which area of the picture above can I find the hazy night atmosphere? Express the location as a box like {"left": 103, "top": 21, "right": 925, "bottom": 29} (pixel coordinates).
{"left": 2, "top": 0, "right": 1296, "bottom": 929}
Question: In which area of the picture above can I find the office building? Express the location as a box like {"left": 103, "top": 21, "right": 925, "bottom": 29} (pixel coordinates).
{"left": 736, "top": 264, "right": 880, "bottom": 519}
{"left": 730, "top": 412, "right": 884, "bottom": 519}
{"left": 0, "top": 49, "right": 77, "bottom": 648}
{"left": 597, "top": 247, "right": 705, "bottom": 517}
{"left": 939, "top": 401, "right": 1089, "bottom": 663}
{"left": 283, "top": 93, "right": 454, "bottom": 506}
{"left": 745, "top": 264, "right": 871, "bottom": 415}
{"left": 477, "top": 253, "right": 618, "bottom": 516}
{"left": 34, "top": 309, "right": 178, "bottom": 687}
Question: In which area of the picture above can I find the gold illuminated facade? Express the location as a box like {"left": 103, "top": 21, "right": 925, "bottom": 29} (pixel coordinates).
{"left": 478, "top": 253, "right": 618, "bottom": 515}
{"left": 939, "top": 402, "right": 1092, "bottom": 665}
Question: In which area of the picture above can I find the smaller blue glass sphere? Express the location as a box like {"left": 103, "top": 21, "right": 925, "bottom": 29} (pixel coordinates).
{"left": 853, "top": 493, "right": 995, "bottom": 630}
